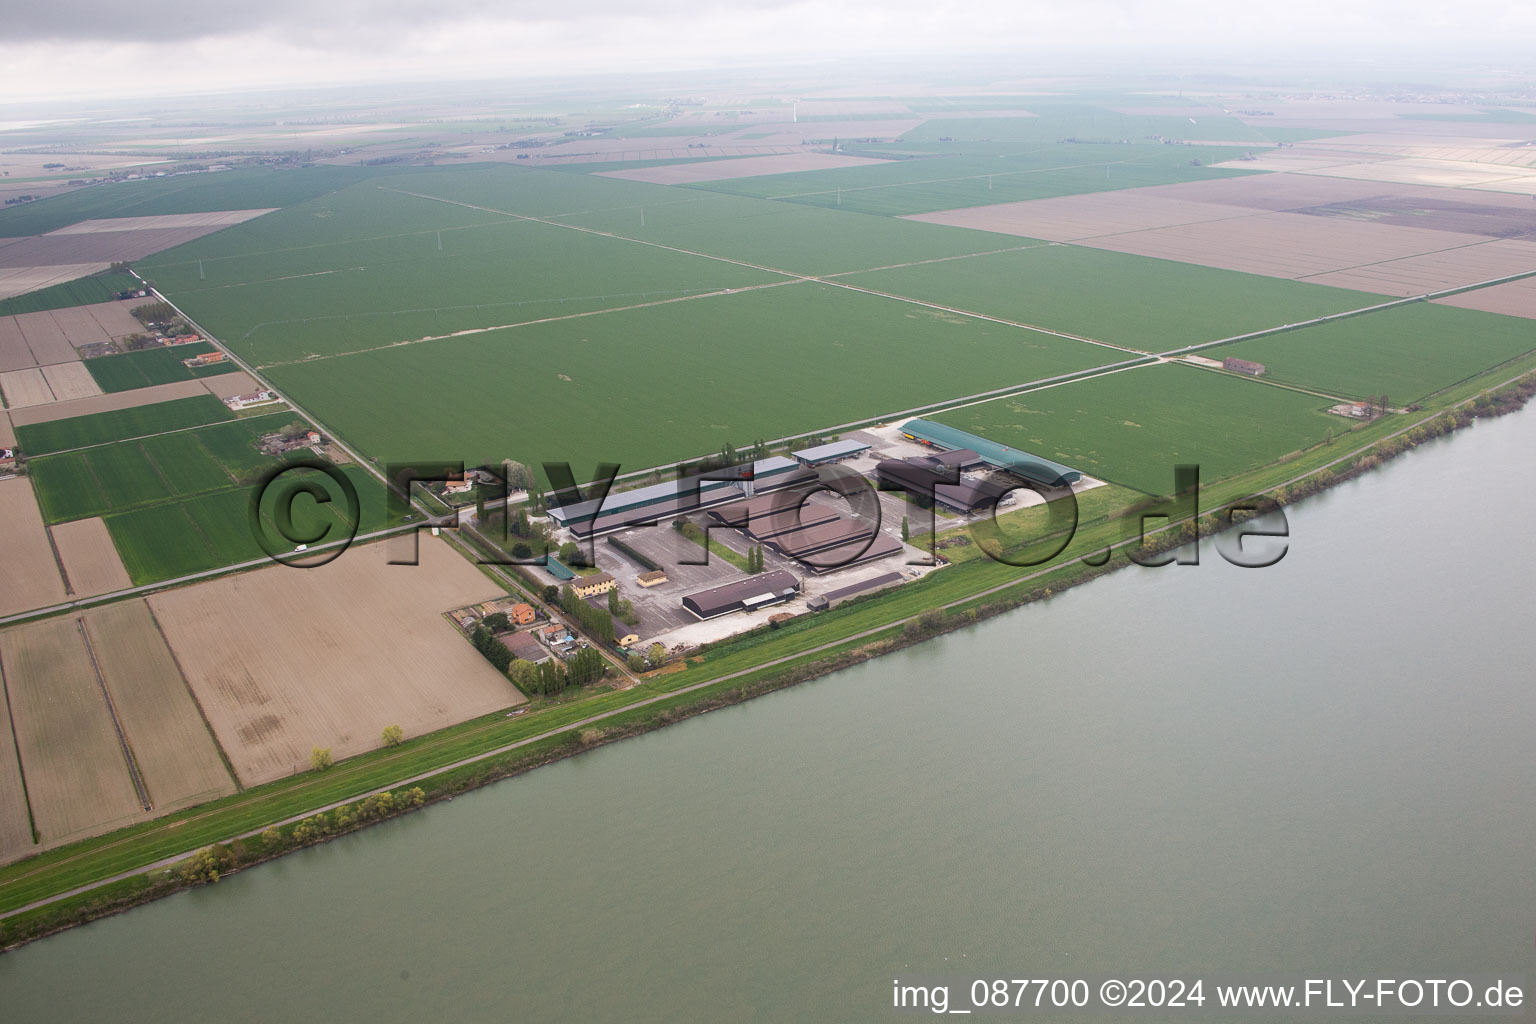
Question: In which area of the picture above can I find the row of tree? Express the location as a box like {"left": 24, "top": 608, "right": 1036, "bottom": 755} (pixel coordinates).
{"left": 561, "top": 585, "right": 616, "bottom": 643}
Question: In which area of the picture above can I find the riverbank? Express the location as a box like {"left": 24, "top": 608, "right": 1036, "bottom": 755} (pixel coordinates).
{"left": 4, "top": 357, "right": 1536, "bottom": 952}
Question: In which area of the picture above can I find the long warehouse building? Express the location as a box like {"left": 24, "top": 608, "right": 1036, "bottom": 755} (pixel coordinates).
{"left": 899, "top": 419, "right": 1081, "bottom": 487}
{"left": 548, "top": 456, "right": 805, "bottom": 537}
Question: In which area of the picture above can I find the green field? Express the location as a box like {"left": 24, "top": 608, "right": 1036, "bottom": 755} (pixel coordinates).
{"left": 83, "top": 343, "right": 241, "bottom": 393}
{"left": 14, "top": 394, "right": 234, "bottom": 455}
{"left": 1209, "top": 302, "right": 1536, "bottom": 403}
{"left": 262, "top": 281, "right": 1124, "bottom": 471}
{"left": 840, "top": 246, "right": 1390, "bottom": 351}
{"left": 26, "top": 404, "right": 398, "bottom": 583}
{"left": 934, "top": 362, "right": 1339, "bottom": 494}
{"left": 28, "top": 412, "right": 295, "bottom": 523}
{"left": 142, "top": 188, "right": 783, "bottom": 365}
{"left": 0, "top": 274, "right": 138, "bottom": 316}
{"left": 112, "top": 464, "right": 398, "bottom": 584}
{"left": 687, "top": 146, "right": 1258, "bottom": 216}
{"left": 0, "top": 166, "right": 420, "bottom": 238}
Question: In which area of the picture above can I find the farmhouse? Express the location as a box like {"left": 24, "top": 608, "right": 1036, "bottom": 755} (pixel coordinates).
{"left": 224, "top": 389, "right": 279, "bottom": 411}
{"left": 182, "top": 351, "right": 225, "bottom": 368}
{"left": 898, "top": 419, "right": 1081, "bottom": 488}
{"left": 791, "top": 438, "right": 870, "bottom": 467}
{"left": 569, "top": 572, "right": 616, "bottom": 598}
{"left": 682, "top": 570, "right": 802, "bottom": 620}
{"left": 1223, "top": 357, "right": 1266, "bottom": 376}
{"left": 509, "top": 603, "right": 536, "bottom": 625}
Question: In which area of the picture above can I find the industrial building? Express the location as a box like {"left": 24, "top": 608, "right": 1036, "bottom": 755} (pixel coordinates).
{"left": 681, "top": 570, "right": 802, "bottom": 620}
{"left": 547, "top": 456, "right": 805, "bottom": 537}
{"left": 876, "top": 455, "right": 1017, "bottom": 515}
{"left": 898, "top": 419, "right": 1081, "bottom": 487}
{"left": 710, "top": 489, "right": 904, "bottom": 573}
{"left": 790, "top": 438, "right": 870, "bottom": 467}
{"left": 806, "top": 571, "right": 905, "bottom": 611}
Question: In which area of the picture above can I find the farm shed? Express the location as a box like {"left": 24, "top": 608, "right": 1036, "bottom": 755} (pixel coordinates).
{"left": 898, "top": 419, "right": 1081, "bottom": 487}
{"left": 806, "top": 571, "right": 906, "bottom": 611}
{"left": 682, "top": 570, "right": 801, "bottom": 620}
{"left": 790, "top": 438, "right": 870, "bottom": 467}
{"left": 547, "top": 456, "right": 803, "bottom": 536}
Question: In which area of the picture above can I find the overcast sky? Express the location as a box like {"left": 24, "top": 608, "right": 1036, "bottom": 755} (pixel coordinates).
{"left": 3, "top": 0, "right": 1534, "bottom": 102}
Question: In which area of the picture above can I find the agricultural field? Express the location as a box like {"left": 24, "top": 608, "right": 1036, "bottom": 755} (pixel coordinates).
{"left": 0, "top": 478, "right": 67, "bottom": 617}
{"left": 24, "top": 407, "right": 395, "bottom": 584}
{"left": 79, "top": 601, "right": 237, "bottom": 814}
{"left": 148, "top": 536, "right": 527, "bottom": 785}
{"left": 7, "top": 379, "right": 217, "bottom": 428}
{"left": 0, "top": 680, "right": 31, "bottom": 863}
{"left": 0, "top": 166, "right": 398, "bottom": 239}
{"left": 15, "top": 393, "right": 234, "bottom": 455}
{"left": 50, "top": 517, "right": 132, "bottom": 597}
{"left": 139, "top": 182, "right": 783, "bottom": 365}
{"left": 0, "top": 274, "right": 137, "bottom": 317}
{"left": 934, "top": 362, "right": 1339, "bottom": 494}
{"left": 261, "top": 281, "right": 1124, "bottom": 471}
{"left": 1209, "top": 302, "right": 1536, "bottom": 403}
{"left": 0, "top": 616, "right": 145, "bottom": 847}
{"left": 687, "top": 146, "right": 1260, "bottom": 216}
{"left": 83, "top": 342, "right": 241, "bottom": 393}
{"left": 839, "top": 246, "right": 1389, "bottom": 351}
{"left": 543, "top": 188, "right": 1032, "bottom": 276}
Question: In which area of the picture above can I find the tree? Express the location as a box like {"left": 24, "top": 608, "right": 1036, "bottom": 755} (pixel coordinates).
{"left": 508, "top": 659, "right": 540, "bottom": 694}
{"left": 626, "top": 652, "right": 646, "bottom": 672}
{"left": 647, "top": 642, "right": 667, "bottom": 666}
{"left": 541, "top": 584, "right": 560, "bottom": 604}
{"left": 310, "top": 746, "right": 334, "bottom": 771}
{"left": 474, "top": 490, "right": 485, "bottom": 520}
{"left": 381, "top": 724, "right": 404, "bottom": 748}
{"left": 569, "top": 647, "right": 607, "bottom": 686}
{"left": 483, "top": 611, "right": 510, "bottom": 632}
{"left": 503, "top": 460, "right": 532, "bottom": 491}
{"left": 901, "top": 516, "right": 910, "bottom": 542}
{"left": 513, "top": 508, "right": 531, "bottom": 537}
{"left": 559, "top": 541, "right": 581, "bottom": 565}
{"left": 607, "top": 587, "right": 620, "bottom": 615}
{"left": 178, "top": 845, "right": 233, "bottom": 885}
{"left": 511, "top": 541, "right": 533, "bottom": 560}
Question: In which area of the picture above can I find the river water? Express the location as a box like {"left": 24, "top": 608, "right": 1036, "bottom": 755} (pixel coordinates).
{"left": 2, "top": 408, "right": 1534, "bottom": 1022}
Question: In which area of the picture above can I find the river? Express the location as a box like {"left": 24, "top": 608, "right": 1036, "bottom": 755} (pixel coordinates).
{"left": 2, "top": 407, "right": 1534, "bottom": 1021}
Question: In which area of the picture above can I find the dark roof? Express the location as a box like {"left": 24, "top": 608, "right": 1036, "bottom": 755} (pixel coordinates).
{"left": 501, "top": 631, "right": 549, "bottom": 661}
{"left": 796, "top": 532, "right": 904, "bottom": 572}
{"left": 548, "top": 456, "right": 802, "bottom": 527}
{"left": 818, "top": 571, "right": 905, "bottom": 604}
{"left": 682, "top": 570, "right": 801, "bottom": 619}
{"left": 711, "top": 492, "right": 842, "bottom": 539}
{"left": 768, "top": 517, "right": 879, "bottom": 558}
{"left": 572, "top": 572, "right": 615, "bottom": 588}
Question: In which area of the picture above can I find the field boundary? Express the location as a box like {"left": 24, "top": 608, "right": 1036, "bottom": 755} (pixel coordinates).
{"left": 0, "top": 653, "right": 39, "bottom": 847}
{"left": 144, "top": 603, "right": 242, "bottom": 793}
{"left": 75, "top": 620, "right": 150, "bottom": 812}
